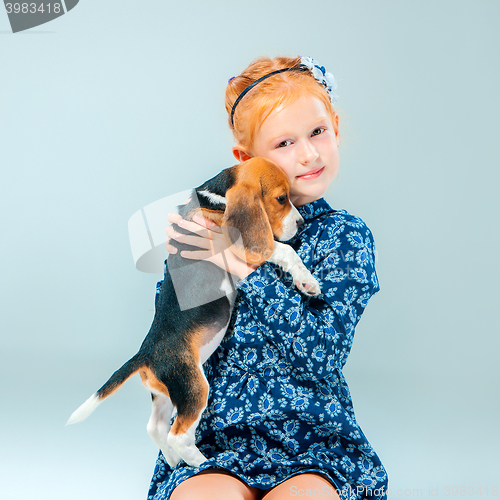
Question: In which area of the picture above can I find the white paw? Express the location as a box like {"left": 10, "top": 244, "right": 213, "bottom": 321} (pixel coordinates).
{"left": 293, "top": 270, "right": 321, "bottom": 296}
{"left": 184, "top": 448, "right": 208, "bottom": 467}
{"left": 167, "top": 432, "right": 208, "bottom": 467}
{"left": 163, "top": 446, "right": 182, "bottom": 468}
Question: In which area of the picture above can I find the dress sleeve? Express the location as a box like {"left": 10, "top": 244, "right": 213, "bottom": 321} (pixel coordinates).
{"left": 234, "top": 216, "right": 380, "bottom": 381}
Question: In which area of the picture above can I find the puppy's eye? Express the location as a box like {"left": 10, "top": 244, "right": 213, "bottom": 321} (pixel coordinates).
{"left": 276, "top": 195, "right": 287, "bottom": 205}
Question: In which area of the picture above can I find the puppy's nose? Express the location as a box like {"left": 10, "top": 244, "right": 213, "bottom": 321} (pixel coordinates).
{"left": 297, "top": 217, "right": 304, "bottom": 227}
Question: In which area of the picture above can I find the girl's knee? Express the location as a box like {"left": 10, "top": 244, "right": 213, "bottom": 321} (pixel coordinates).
{"left": 261, "top": 473, "right": 340, "bottom": 500}
{"left": 169, "top": 470, "right": 261, "bottom": 500}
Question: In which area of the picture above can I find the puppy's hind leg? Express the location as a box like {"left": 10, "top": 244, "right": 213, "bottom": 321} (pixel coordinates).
{"left": 166, "top": 363, "right": 209, "bottom": 467}
{"left": 146, "top": 393, "right": 181, "bottom": 468}
{"left": 140, "top": 368, "right": 182, "bottom": 468}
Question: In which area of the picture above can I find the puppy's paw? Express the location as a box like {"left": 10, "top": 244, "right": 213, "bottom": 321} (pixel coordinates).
{"left": 167, "top": 431, "right": 208, "bottom": 468}
{"left": 162, "top": 446, "right": 182, "bottom": 468}
{"left": 292, "top": 269, "right": 321, "bottom": 296}
{"left": 184, "top": 448, "right": 208, "bottom": 467}
{"left": 295, "top": 278, "right": 321, "bottom": 296}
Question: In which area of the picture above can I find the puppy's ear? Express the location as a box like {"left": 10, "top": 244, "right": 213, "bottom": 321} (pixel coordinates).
{"left": 222, "top": 185, "right": 275, "bottom": 265}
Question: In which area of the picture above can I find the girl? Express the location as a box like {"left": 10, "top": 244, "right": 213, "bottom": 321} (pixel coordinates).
{"left": 147, "top": 56, "right": 388, "bottom": 500}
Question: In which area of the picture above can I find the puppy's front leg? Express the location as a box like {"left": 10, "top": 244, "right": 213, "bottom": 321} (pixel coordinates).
{"left": 268, "top": 242, "right": 321, "bottom": 296}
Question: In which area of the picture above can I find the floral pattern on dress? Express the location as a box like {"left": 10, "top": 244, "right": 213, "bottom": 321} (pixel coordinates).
{"left": 147, "top": 198, "right": 388, "bottom": 500}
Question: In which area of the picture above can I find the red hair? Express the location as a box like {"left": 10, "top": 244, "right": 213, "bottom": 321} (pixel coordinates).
{"left": 225, "top": 56, "right": 339, "bottom": 154}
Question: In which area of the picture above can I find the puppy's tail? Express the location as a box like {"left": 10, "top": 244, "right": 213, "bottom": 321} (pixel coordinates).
{"left": 66, "top": 353, "right": 144, "bottom": 426}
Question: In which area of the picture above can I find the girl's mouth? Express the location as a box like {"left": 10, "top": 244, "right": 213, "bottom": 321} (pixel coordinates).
{"left": 296, "top": 167, "right": 324, "bottom": 180}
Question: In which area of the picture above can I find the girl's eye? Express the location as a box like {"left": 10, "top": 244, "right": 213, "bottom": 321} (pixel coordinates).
{"left": 276, "top": 140, "right": 292, "bottom": 148}
{"left": 312, "top": 127, "right": 325, "bottom": 136}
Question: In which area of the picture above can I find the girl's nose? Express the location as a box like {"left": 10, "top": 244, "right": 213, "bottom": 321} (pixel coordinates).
{"left": 299, "top": 141, "right": 319, "bottom": 165}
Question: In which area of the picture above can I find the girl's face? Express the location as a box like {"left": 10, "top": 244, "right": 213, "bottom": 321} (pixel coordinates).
{"left": 233, "top": 95, "right": 340, "bottom": 207}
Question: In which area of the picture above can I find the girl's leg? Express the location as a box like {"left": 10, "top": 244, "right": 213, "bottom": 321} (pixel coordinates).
{"left": 169, "top": 469, "right": 263, "bottom": 500}
{"left": 262, "top": 473, "right": 341, "bottom": 500}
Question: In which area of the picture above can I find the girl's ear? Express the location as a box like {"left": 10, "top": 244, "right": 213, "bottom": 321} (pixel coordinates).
{"left": 232, "top": 146, "right": 253, "bottom": 163}
{"left": 334, "top": 113, "right": 340, "bottom": 146}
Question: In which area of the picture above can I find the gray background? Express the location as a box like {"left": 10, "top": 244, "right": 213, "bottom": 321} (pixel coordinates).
{"left": 1, "top": 1, "right": 499, "bottom": 499}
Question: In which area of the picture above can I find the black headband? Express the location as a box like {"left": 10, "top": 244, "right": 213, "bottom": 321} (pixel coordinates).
{"left": 229, "top": 66, "right": 308, "bottom": 128}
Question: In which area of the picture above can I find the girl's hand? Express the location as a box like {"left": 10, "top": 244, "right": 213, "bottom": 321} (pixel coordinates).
{"left": 165, "top": 212, "right": 260, "bottom": 281}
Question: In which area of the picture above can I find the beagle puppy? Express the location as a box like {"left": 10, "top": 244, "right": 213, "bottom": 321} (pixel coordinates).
{"left": 67, "top": 157, "right": 321, "bottom": 468}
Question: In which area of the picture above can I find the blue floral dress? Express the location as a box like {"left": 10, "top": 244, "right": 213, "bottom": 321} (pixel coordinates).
{"left": 147, "top": 198, "right": 388, "bottom": 500}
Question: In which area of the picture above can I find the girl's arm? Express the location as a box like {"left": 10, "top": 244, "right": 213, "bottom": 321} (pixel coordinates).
{"left": 234, "top": 215, "right": 380, "bottom": 381}
{"left": 166, "top": 211, "right": 379, "bottom": 381}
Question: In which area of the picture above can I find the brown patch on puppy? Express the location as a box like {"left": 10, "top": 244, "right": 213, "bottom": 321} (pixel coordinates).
{"left": 222, "top": 184, "right": 274, "bottom": 264}
{"left": 140, "top": 367, "right": 170, "bottom": 398}
{"left": 185, "top": 207, "right": 226, "bottom": 226}
{"left": 168, "top": 364, "right": 209, "bottom": 436}
{"left": 222, "top": 158, "right": 293, "bottom": 262}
